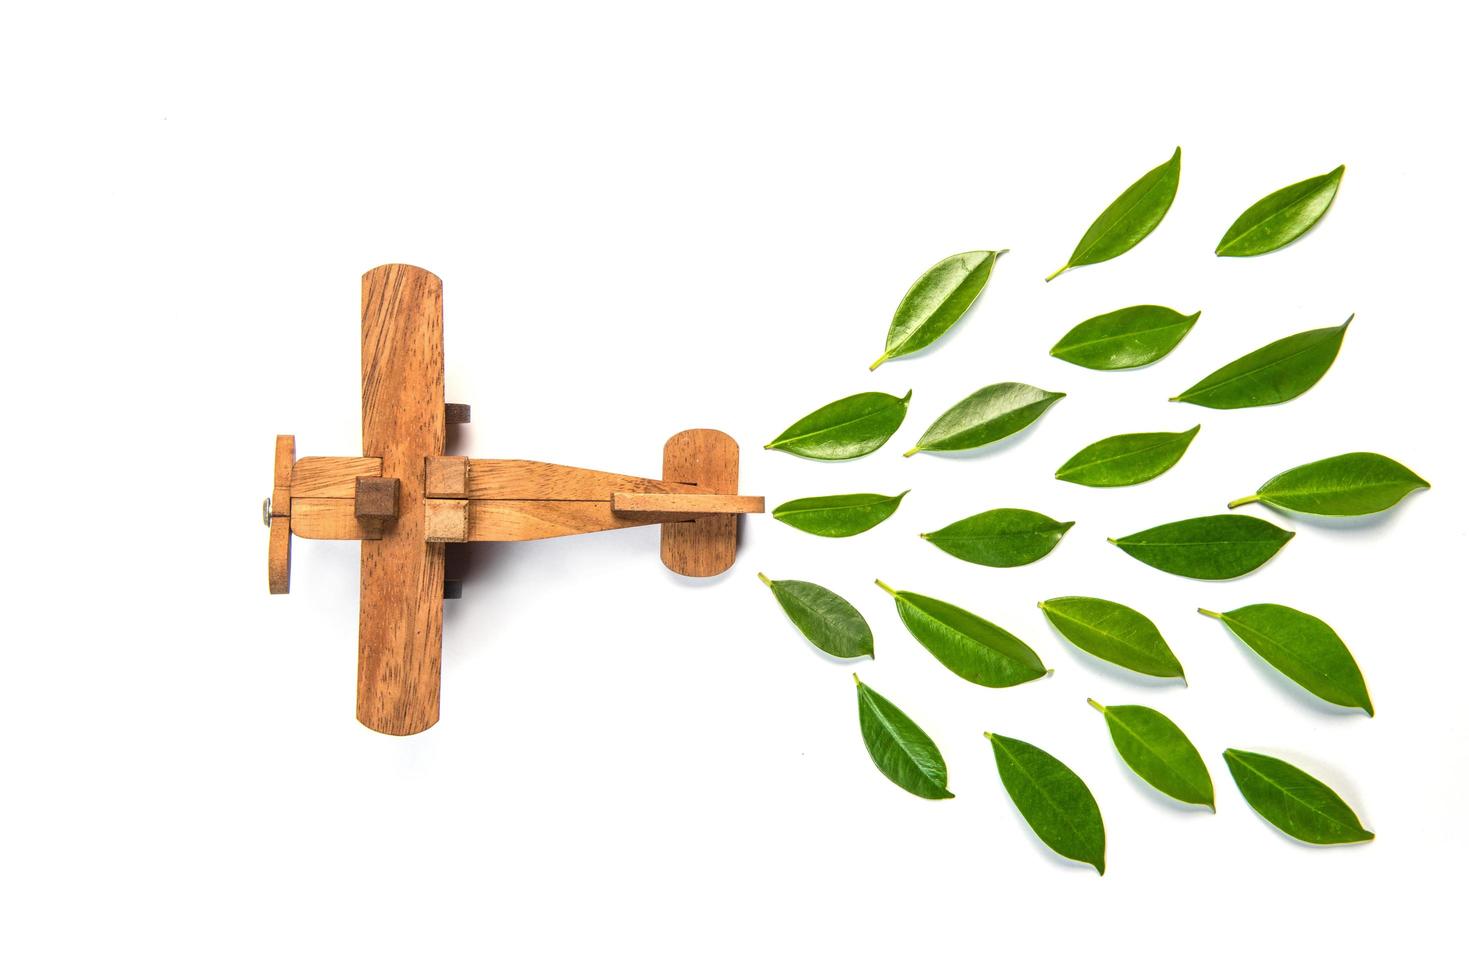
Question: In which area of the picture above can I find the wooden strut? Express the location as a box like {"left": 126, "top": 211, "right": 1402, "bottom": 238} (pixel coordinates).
{"left": 268, "top": 264, "right": 763, "bottom": 736}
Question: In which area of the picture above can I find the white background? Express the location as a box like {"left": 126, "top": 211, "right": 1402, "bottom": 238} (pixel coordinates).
{"left": 4, "top": 2, "right": 1465, "bottom": 976}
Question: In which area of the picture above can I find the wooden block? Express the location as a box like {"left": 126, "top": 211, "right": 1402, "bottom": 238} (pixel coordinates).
{"left": 358, "top": 264, "right": 446, "bottom": 736}
{"left": 425, "top": 498, "right": 469, "bottom": 543}
{"left": 289, "top": 498, "right": 383, "bottom": 540}
{"left": 445, "top": 403, "right": 471, "bottom": 424}
{"left": 661, "top": 429, "right": 740, "bottom": 577}
{"left": 612, "top": 492, "right": 764, "bottom": 515}
{"left": 354, "top": 476, "right": 400, "bottom": 519}
{"left": 268, "top": 516, "right": 291, "bottom": 594}
{"left": 425, "top": 455, "right": 470, "bottom": 498}
{"left": 272, "top": 435, "right": 295, "bottom": 517}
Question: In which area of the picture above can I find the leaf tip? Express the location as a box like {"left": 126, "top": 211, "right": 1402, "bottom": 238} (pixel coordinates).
{"left": 1341, "top": 313, "right": 1356, "bottom": 330}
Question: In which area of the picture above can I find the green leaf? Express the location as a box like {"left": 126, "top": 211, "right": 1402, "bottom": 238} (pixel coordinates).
{"left": 870, "top": 250, "right": 1005, "bottom": 370}
{"left": 1089, "top": 700, "right": 1214, "bottom": 809}
{"left": 854, "top": 675, "right": 953, "bottom": 800}
{"left": 765, "top": 390, "right": 911, "bottom": 460}
{"left": 1229, "top": 452, "right": 1429, "bottom": 516}
{"left": 1050, "top": 306, "right": 1201, "bottom": 370}
{"left": 876, "top": 580, "right": 1047, "bottom": 687}
{"left": 985, "top": 732, "right": 1106, "bottom": 874}
{"left": 1223, "top": 749, "right": 1373, "bottom": 845}
{"left": 1217, "top": 165, "right": 1345, "bottom": 257}
{"left": 1055, "top": 426, "right": 1199, "bottom": 487}
{"left": 1200, "top": 605, "right": 1373, "bottom": 715}
{"left": 1171, "top": 318, "right": 1350, "bottom": 409}
{"left": 1046, "top": 147, "right": 1181, "bottom": 281}
{"left": 921, "top": 508, "right": 1073, "bottom": 567}
{"left": 1110, "top": 514, "right": 1294, "bottom": 580}
{"left": 905, "top": 383, "right": 1064, "bottom": 456}
{"left": 759, "top": 573, "right": 874, "bottom": 660}
{"left": 1039, "top": 597, "right": 1185, "bottom": 679}
{"left": 772, "top": 490, "right": 909, "bottom": 537}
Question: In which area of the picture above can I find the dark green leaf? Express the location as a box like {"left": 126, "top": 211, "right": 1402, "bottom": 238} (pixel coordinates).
{"left": 1230, "top": 452, "right": 1429, "bottom": 516}
{"left": 1217, "top": 165, "right": 1345, "bottom": 257}
{"left": 1110, "top": 514, "right": 1294, "bottom": 580}
{"left": 986, "top": 732, "right": 1106, "bottom": 874}
{"left": 1089, "top": 700, "right": 1213, "bottom": 809}
{"left": 1046, "top": 147, "right": 1181, "bottom": 281}
{"left": 870, "top": 250, "right": 1005, "bottom": 370}
{"left": 905, "top": 383, "right": 1064, "bottom": 456}
{"left": 1050, "top": 306, "right": 1200, "bottom": 370}
{"left": 772, "top": 490, "right": 908, "bottom": 537}
{"left": 1055, "top": 426, "right": 1199, "bottom": 487}
{"left": 1200, "top": 605, "right": 1372, "bottom": 715}
{"left": 759, "top": 573, "right": 873, "bottom": 660}
{"left": 1039, "top": 597, "right": 1184, "bottom": 679}
{"left": 1223, "top": 749, "right": 1373, "bottom": 845}
{"left": 876, "top": 580, "right": 1047, "bottom": 687}
{"left": 1171, "top": 318, "right": 1350, "bottom": 409}
{"left": 765, "top": 390, "right": 911, "bottom": 460}
{"left": 921, "top": 509, "right": 1073, "bottom": 567}
{"left": 854, "top": 675, "right": 953, "bottom": 800}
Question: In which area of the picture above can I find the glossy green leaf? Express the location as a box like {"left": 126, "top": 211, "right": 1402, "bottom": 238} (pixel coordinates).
{"left": 1200, "top": 605, "right": 1372, "bottom": 715}
{"left": 1217, "top": 165, "right": 1345, "bottom": 257}
{"left": 1039, "top": 597, "right": 1184, "bottom": 679}
{"left": 1050, "top": 306, "right": 1200, "bottom": 370}
{"left": 772, "top": 490, "right": 909, "bottom": 537}
{"left": 1171, "top": 318, "right": 1350, "bottom": 409}
{"left": 870, "top": 250, "right": 1005, "bottom": 370}
{"left": 1110, "top": 514, "right": 1294, "bottom": 580}
{"left": 1223, "top": 749, "right": 1373, "bottom": 845}
{"left": 904, "top": 383, "right": 1064, "bottom": 456}
{"left": 876, "top": 580, "right": 1047, "bottom": 687}
{"left": 759, "top": 573, "right": 873, "bottom": 660}
{"left": 1046, "top": 147, "right": 1181, "bottom": 281}
{"left": 1055, "top": 426, "right": 1199, "bottom": 487}
{"left": 986, "top": 732, "right": 1106, "bottom": 874}
{"left": 1089, "top": 700, "right": 1213, "bottom": 809}
{"left": 854, "top": 675, "right": 953, "bottom": 800}
{"left": 1229, "top": 452, "right": 1429, "bottom": 516}
{"left": 921, "top": 509, "right": 1073, "bottom": 567}
{"left": 765, "top": 390, "right": 911, "bottom": 460}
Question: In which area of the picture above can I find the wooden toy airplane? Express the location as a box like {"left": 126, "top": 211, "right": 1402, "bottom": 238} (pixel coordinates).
{"left": 267, "top": 264, "right": 764, "bottom": 736}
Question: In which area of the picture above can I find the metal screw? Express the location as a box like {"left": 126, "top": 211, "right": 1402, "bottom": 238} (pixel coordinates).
{"left": 262, "top": 497, "right": 272, "bottom": 527}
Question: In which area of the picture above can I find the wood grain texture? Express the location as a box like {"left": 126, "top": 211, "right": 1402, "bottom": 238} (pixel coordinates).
{"left": 354, "top": 476, "right": 400, "bottom": 519}
{"left": 425, "top": 455, "right": 470, "bottom": 498}
{"left": 425, "top": 498, "right": 469, "bottom": 542}
{"left": 661, "top": 429, "right": 740, "bottom": 576}
{"left": 292, "top": 456, "right": 381, "bottom": 497}
{"left": 467, "top": 459, "right": 707, "bottom": 501}
{"left": 358, "top": 264, "right": 446, "bottom": 736}
{"left": 612, "top": 492, "right": 764, "bottom": 515}
{"left": 268, "top": 516, "right": 291, "bottom": 594}
{"left": 289, "top": 498, "right": 382, "bottom": 540}
{"left": 272, "top": 435, "right": 295, "bottom": 517}
{"left": 467, "top": 500, "right": 664, "bottom": 541}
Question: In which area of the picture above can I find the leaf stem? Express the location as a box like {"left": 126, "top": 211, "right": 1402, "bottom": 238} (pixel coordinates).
{"left": 868, "top": 352, "right": 890, "bottom": 371}
{"left": 1197, "top": 608, "right": 1223, "bottom": 620}
{"left": 851, "top": 672, "right": 862, "bottom": 687}
{"left": 874, "top": 579, "right": 898, "bottom": 597}
{"left": 1227, "top": 494, "right": 1259, "bottom": 509}
{"left": 756, "top": 572, "right": 772, "bottom": 588}
{"left": 1086, "top": 698, "right": 1105, "bottom": 714}
{"left": 1043, "top": 264, "right": 1068, "bottom": 283}
{"left": 901, "top": 447, "right": 920, "bottom": 458}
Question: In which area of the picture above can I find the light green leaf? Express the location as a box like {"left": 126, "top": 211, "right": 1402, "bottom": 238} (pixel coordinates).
{"left": 1055, "top": 426, "right": 1199, "bottom": 487}
{"left": 854, "top": 675, "right": 953, "bottom": 800}
{"left": 1217, "top": 166, "right": 1344, "bottom": 257}
{"left": 986, "top": 732, "right": 1106, "bottom": 873}
{"left": 1200, "top": 604, "right": 1372, "bottom": 715}
{"left": 871, "top": 250, "right": 1005, "bottom": 369}
{"left": 1047, "top": 147, "right": 1181, "bottom": 281}
{"left": 1050, "top": 306, "right": 1200, "bottom": 370}
{"left": 1224, "top": 749, "right": 1373, "bottom": 845}
{"left": 876, "top": 580, "right": 1047, "bottom": 687}
{"left": 1171, "top": 318, "right": 1350, "bottom": 409}
{"left": 772, "top": 491, "right": 908, "bottom": 537}
{"left": 1229, "top": 452, "right": 1429, "bottom": 516}
{"left": 1110, "top": 514, "right": 1294, "bottom": 580}
{"left": 921, "top": 508, "right": 1072, "bottom": 567}
{"left": 1089, "top": 700, "right": 1214, "bottom": 809}
{"left": 765, "top": 390, "right": 911, "bottom": 460}
{"left": 1039, "top": 597, "right": 1184, "bottom": 679}
{"left": 905, "top": 382, "right": 1064, "bottom": 456}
